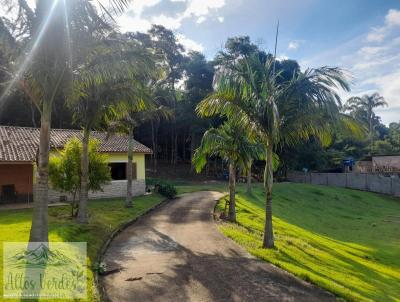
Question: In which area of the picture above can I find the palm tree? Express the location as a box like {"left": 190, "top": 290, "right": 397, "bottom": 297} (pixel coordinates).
{"left": 70, "top": 37, "right": 154, "bottom": 222}
{"left": 0, "top": 0, "right": 131, "bottom": 242}
{"left": 345, "top": 93, "right": 387, "bottom": 154}
{"left": 106, "top": 83, "right": 172, "bottom": 208}
{"left": 197, "top": 54, "right": 352, "bottom": 248}
{"left": 192, "top": 119, "right": 264, "bottom": 222}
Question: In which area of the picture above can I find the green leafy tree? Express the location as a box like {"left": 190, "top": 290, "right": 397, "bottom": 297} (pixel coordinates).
{"left": 148, "top": 25, "right": 186, "bottom": 165}
{"left": 198, "top": 52, "right": 354, "bottom": 248}
{"left": 193, "top": 120, "right": 264, "bottom": 222}
{"left": 387, "top": 122, "right": 400, "bottom": 152}
{"left": 49, "top": 137, "right": 111, "bottom": 217}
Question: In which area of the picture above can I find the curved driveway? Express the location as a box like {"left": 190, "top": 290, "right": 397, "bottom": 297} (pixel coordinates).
{"left": 101, "top": 191, "right": 335, "bottom": 302}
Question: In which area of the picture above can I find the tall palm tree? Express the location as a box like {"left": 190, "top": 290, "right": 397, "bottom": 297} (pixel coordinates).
{"left": 106, "top": 84, "right": 172, "bottom": 208}
{"left": 345, "top": 93, "right": 387, "bottom": 154}
{"left": 0, "top": 0, "right": 133, "bottom": 239}
{"left": 197, "top": 54, "right": 353, "bottom": 248}
{"left": 70, "top": 38, "right": 154, "bottom": 222}
{"left": 192, "top": 119, "right": 264, "bottom": 222}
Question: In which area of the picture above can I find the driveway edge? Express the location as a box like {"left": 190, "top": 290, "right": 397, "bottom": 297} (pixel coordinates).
{"left": 94, "top": 196, "right": 171, "bottom": 302}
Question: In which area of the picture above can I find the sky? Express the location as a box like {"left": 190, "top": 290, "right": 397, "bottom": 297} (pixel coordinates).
{"left": 116, "top": 0, "right": 400, "bottom": 125}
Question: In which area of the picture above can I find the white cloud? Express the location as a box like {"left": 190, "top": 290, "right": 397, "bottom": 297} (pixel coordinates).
{"left": 288, "top": 40, "right": 305, "bottom": 51}
{"left": 183, "top": 0, "right": 226, "bottom": 18}
{"left": 151, "top": 14, "right": 182, "bottom": 29}
{"left": 366, "top": 27, "right": 386, "bottom": 42}
{"left": 351, "top": 12, "right": 400, "bottom": 123}
{"left": 118, "top": 0, "right": 227, "bottom": 33}
{"left": 303, "top": 9, "right": 400, "bottom": 124}
{"left": 117, "top": 14, "right": 152, "bottom": 32}
{"left": 358, "top": 46, "right": 386, "bottom": 57}
{"left": 127, "top": 0, "right": 161, "bottom": 15}
{"left": 26, "top": 0, "right": 36, "bottom": 9}
{"left": 366, "top": 9, "right": 400, "bottom": 42}
{"left": 277, "top": 54, "right": 289, "bottom": 61}
{"left": 176, "top": 34, "right": 204, "bottom": 52}
{"left": 361, "top": 72, "right": 400, "bottom": 108}
{"left": 196, "top": 16, "right": 206, "bottom": 24}
{"left": 288, "top": 41, "right": 299, "bottom": 50}
{"left": 385, "top": 9, "right": 400, "bottom": 26}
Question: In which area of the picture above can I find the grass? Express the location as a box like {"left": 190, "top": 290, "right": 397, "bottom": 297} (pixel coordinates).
{"left": 1, "top": 180, "right": 399, "bottom": 301}
{"left": 0, "top": 193, "right": 164, "bottom": 302}
{"left": 213, "top": 183, "right": 400, "bottom": 302}
{"left": 147, "top": 177, "right": 227, "bottom": 195}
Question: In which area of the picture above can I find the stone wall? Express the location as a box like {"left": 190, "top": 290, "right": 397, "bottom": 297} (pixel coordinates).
{"left": 41, "top": 180, "right": 146, "bottom": 203}
{"left": 287, "top": 171, "right": 400, "bottom": 197}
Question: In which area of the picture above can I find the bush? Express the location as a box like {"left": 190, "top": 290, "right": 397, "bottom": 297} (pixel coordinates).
{"left": 157, "top": 183, "right": 177, "bottom": 199}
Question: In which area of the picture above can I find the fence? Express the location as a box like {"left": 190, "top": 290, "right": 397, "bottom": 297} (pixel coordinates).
{"left": 287, "top": 172, "right": 400, "bottom": 197}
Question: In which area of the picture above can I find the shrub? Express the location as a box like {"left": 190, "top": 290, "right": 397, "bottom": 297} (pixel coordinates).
{"left": 49, "top": 137, "right": 111, "bottom": 216}
{"left": 157, "top": 183, "right": 177, "bottom": 199}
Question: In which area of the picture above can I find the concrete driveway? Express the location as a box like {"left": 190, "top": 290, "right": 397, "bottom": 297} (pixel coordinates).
{"left": 101, "top": 191, "right": 335, "bottom": 302}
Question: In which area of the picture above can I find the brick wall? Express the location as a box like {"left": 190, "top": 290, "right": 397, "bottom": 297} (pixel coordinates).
{"left": 0, "top": 163, "right": 33, "bottom": 203}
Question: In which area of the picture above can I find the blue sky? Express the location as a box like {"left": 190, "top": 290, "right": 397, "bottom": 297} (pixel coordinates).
{"left": 117, "top": 0, "right": 400, "bottom": 124}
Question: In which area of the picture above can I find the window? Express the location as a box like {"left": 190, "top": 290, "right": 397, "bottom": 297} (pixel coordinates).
{"left": 109, "top": 163, "right": 126, "bottom": 180}
{"left": 1, "top": 184, "right": 16, "bottom": 202}
{"left": 108, "top": 162, "right": 137, "bottom": 181}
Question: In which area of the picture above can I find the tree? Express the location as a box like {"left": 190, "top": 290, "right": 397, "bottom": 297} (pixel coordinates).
{"left": 181, "top": 51, "right": 215, "bottom": 167}
{"left": 198, "top": 51, "right": 353, "bottom": 248}
{"left": 49, "top": 137, "right": 111, "bottom": 217}
{"left": 388, "top": 122, "right": 400, "bottom": 152}
{"left": 0, "top": 0, "right": 132, "bottom": 241}
{"left": 192, "top": 120, "right": 264, "bottom": 222}
{"left": 345, "top": 93, "right": 388, "bottom": 154}
{"left": 106, "top": 81, "right": 171, "bottom": 208}
{"left": 70, "top": 38, "right": 153, "bottom": 222}
{"left": 148, "top": 25, "right": 186, "bottom": 165}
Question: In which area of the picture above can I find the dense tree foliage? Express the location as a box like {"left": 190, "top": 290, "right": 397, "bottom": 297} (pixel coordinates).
{"left": 1, "top": 20, "right": 398, "bottom": 178}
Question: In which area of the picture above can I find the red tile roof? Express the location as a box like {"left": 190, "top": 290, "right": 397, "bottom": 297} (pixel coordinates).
{"left": 0, "top": 126, "right": 152, "bottom": 162}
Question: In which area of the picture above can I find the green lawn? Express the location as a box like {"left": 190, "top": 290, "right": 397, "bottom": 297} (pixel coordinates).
{"left": 0, "top": 193, "right": 164, "bottom": 302}
{"left": 1, "top": 182, "right": 399, "bottom": 302}
{"left": 214, "top": 183, "right": 400, "bottom": 302}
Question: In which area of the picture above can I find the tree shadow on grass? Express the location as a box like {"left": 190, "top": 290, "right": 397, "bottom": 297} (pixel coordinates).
{"left": 101, "top": 228, "right": 334, "bottom": 302}
{"left": 282, "top": 240, "right": 400, "bottom": 302}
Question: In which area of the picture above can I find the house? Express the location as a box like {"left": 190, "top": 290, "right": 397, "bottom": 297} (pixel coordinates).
{"left": 0, "top": 125, "right": 152, "bottom": 204}
{"left": 355, "top": 155, "right": 400, "bottom": 173}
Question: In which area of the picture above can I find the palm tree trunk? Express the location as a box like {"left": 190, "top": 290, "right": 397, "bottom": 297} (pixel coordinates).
{"left": 126, "top": 126, "right": 134, "bottom": 208}
{"left": 228, "top": 162, "right": 236, "bottom": 222}
{"left": 369, "top": 113, "right": 373, "bottom": 155}
{"left": 29, "top": 102, "right": 51, "bottom": 242}
{"left": 263, "top": 145, "right": 274, "bottom": 248}
{"left": 246, "top": 160, "right": 252, "bottom": 194}
{"left": 77, "top": 127, "right": 90, "bottom": 223}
